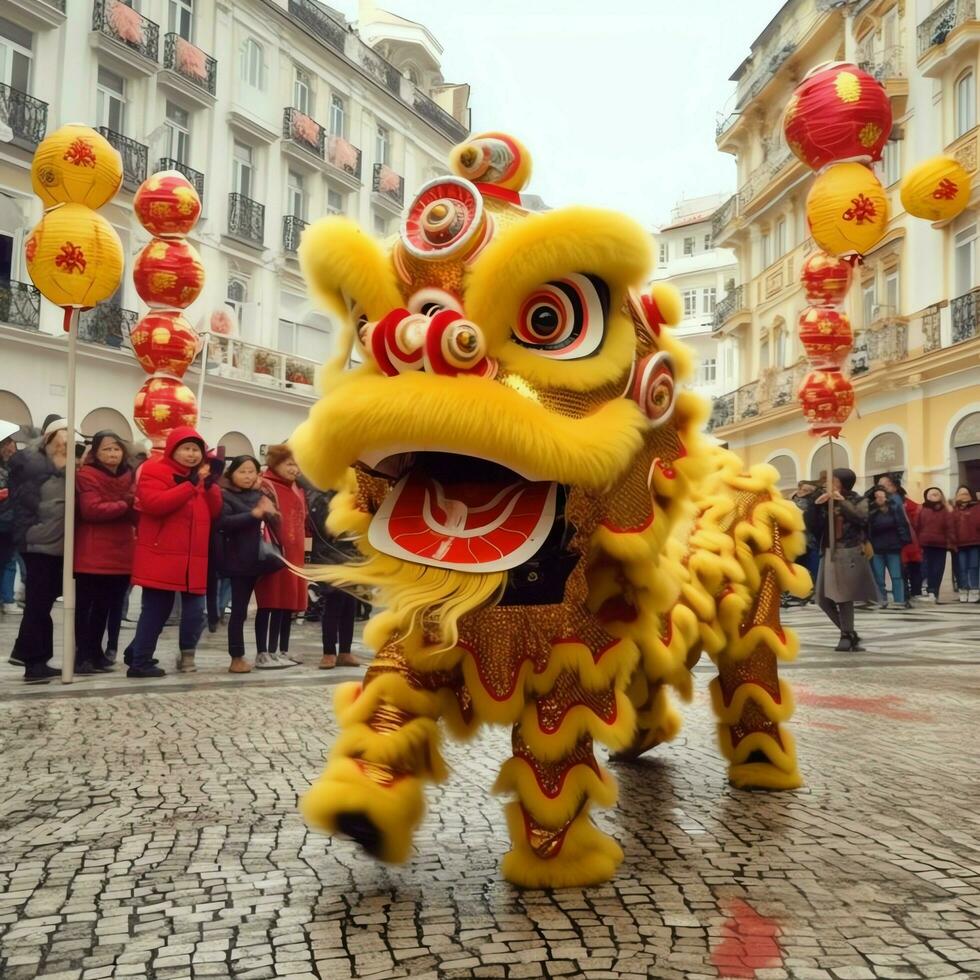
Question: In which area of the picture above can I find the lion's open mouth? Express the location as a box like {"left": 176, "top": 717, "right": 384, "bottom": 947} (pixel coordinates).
{"left": 363, "top": 451, "right": 560, "bottom": 573}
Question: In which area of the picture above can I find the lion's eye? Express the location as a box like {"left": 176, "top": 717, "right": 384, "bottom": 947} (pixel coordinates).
{"left": 512, "top": 274, "right": 608, "bottom": 359}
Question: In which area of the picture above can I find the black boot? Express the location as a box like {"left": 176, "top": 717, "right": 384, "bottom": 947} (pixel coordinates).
{"left": 834, "top": 632, "right": 851, "bottom": 651}
{"left": 849, "top": 631, "right": 865, "bottom": 652}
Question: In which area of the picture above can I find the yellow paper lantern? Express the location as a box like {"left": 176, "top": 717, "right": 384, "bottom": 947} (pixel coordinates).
{"left": 900, "top": 155, "right": 972, "bottom": 222}
{"left": 31, "top": 125, "right": 124, "bottom": 210}
{"left": 25, "top": 204, "right": 123, "bottom": 309}
{"left": 806, "top": 161, "right": 889, "bottom": 257}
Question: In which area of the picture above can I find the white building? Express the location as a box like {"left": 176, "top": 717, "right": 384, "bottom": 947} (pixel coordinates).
{"left": 0, "top": 0, "right": 470, "bottom": 456}
{"left": 650, "top": 194, "right": 736, "bottom": 400}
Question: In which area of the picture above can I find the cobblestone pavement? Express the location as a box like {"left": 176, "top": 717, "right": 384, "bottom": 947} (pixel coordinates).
{"left": 0, "top": 600, "right": 978, "bottom": 979}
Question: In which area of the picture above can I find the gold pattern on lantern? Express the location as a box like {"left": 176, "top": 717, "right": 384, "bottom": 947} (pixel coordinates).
{"left": 174, "top": 186, "right": 197, "bottom": 214}
{"left": 148, "top": 202, "right": 171, "bottom": 219}
{"left": 147, "top": 241, "right": 169, "bottom": 260}
{"left": 150, "top": 271, "right": 177, "bottom": 292}
{"left": 834, "top": 71, "right": 860, "bottom": 103}
{"left": 151, "top": 327, "right": 171, "bottom": 344}
{"left": 175, "top": 386, "right": 195, "bottom": 403}
{"left": 151, "top": 404, "right": 172, "bottom": 421}
{"left": 858, "top": 122, "right": 882, "bottom": 148}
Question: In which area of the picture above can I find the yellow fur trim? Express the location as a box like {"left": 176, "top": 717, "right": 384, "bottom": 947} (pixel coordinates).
{"left": 517, "top": 689, "right": 636, "bottom": 762}
{"left": 493, "top": 758, "right": 617, "bottom": 827}
{"left": 647, "top": 283, "right": 682, "bottom": 327}
{"left": 729, "top": 758, "right": 803, "bottom": 790}
{"left": 334, "top": 674, "right": 441, "bottom": 726}
{"left": 718, "top": 726, "right": 801, "bottom": 788}
{"left": 331, "top": 716, "right": 448, "bottom": 783}
{"left": 708, "top": 677, "right": 796, "bottom": 725}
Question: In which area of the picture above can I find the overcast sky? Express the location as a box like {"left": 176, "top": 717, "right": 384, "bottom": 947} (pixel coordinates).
{"left": 333, "top": 0, "right": 786, "bottom": 228}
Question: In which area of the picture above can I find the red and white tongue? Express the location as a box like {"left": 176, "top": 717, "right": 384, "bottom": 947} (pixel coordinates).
{"left": 368, "top": 470, "right": 558, "bottom": 572}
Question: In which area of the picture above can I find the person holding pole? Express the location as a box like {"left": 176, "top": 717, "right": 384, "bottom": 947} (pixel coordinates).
{"left": 805, "top": 467, "right": 878, "bottom": 652}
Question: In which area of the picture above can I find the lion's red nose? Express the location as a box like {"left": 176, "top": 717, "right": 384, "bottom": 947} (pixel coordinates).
{"left": 366, "top": 308, "right": 494, "bottom": 378}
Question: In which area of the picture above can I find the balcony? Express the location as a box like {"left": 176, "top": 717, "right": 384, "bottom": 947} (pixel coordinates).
{"left": 78, "top": 304, "right": 138, "bottom": 349}
{"left": 706, "top": 391, "right": 735, "bottom": 432}
{"left": 326, "top": 135, "right": 362, "bottom": 183}
{"left": 205, "top": 336, "right": 318, "bottom": 396}
{"left": 156, "top": 157, "right": 204, "bottom": 202}
{"left": 412, "top": 91, "right": 469, "bottom": 144}
{"left": 850, "top": 318, "right": 909, "bottom": 375}
{"left": 709, "top": 362, "right": 809, "bottom": 431}
{"left": 0, "top": 83, "right": 48, "bottom": 151}
{"left": 917, "top": 0, "right": 979, "bottom": 76}
{"left": 161, "top": 33, "right": 216, "bottom": 106}
{"left": 227, "top": 192, "right": 265, "bottom": 248}
{"left": 282, "top": 215, "right": 308, "bottom": 254}
{"left": 0, "top": 281, "right": 41, "bottom": 331}
{"left": 922, "top": 303, "right": 943, "bottom": 353}
{"left": 858, "top": 45, "right": 908, "bottom": 111}
{"left": 288, "top": 0, "right": 346, "bottom": 53}
{"left": 951, "top": 286, "right": 980, "bottom": 344}
{"left": 97, "top": 128, "right": 147, "bottom": 189}
{"left": 372, "top": 163, "right": 404, "bottom": 210}
{"left": 712, "top": 285, "right": 747, "bottom": 333}
{"left": 738, "top": 144, "right": 798, "bottom": 214}
{"left": 711, "top": 194, "right": 737, "bottom": 245}
{"left": 91, "top": 0, "right": 159, "bottom": 74}
{"left": 947, "top": 124, "right": 979, "bottom": 183}
{"left": 6, "top": 0, "right": 65, "bottom": 31}
{"left": 283, "top": 106, "right": 325, "bottom": 160}
{"left": 356, "top": 38, "right": 401, "bottom": 96}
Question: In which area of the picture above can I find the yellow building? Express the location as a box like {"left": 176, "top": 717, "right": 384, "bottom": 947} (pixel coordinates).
{"left": 710, "top": 0, "right": 980, "bottom": 498}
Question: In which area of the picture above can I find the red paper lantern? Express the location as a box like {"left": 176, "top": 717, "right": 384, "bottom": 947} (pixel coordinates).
{"left": 130, "top": 311, "right": 199, "bottom": 377}
{"left": 133, "top": 170, "right": 202, "bottom": 237}
{"left": 800, "top": 251, "right": 853, "bottom": 306}
{"left": 783, "top": 62, "right": 892, "bottom": 171}
{"left": 798, "top": 368, "right": 854, "bottom": 437}
{"left": 134, "top": 376, "right": 199, "bottom": 445}
{"left": 133, "top": 238, "right": 204, "bottom": 308}
{"left": 798, "top": 307, "right": 853, "bottom": 368}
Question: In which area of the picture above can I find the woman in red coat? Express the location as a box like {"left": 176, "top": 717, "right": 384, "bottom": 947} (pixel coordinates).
{"left": 915, "top": 487, "right": 954, "bottom": 603}
{"left": 74, "top": 431, "right": 135, "bottom": 674}
{"left": 123, "top": 427, "right": 223, "bottom": 677}
{"left": 951, "top": 485, "right": 980, "bottom": 603}
{"left": 254, "top": 444, "right": 307, "bottom": 668}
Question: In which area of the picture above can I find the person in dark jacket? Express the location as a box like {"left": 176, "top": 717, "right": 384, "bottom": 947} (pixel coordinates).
{"left": 789, "top": 481, "right": 819, "bottom": 603}
{"left": 123, "top": 427, "right": 223, "bottom": 677}
{"left": 9, "top": 419, "right": 69, "bottom": 683}
{"left": 867, "top": 486, "right": 912, "bottom": 609}
{"left": 951, "top": 485, "right": 980, "bottom": 603}
{"left": 804, "top": 467, "right": 879, "bottom": 651}
{"left": 306, "top": 485, "right": 362, "bottom": 670}
{"left": 215, "top": 455, "right": 280, "bottom": 672}
{"left": 879, "top": 473, "right": 922, "bottom": 600}
{"left": 916, "top": 487, "right": 954, "bottom": 603}
{"left": 73, "top": 431, "right": 136, "bottom": 674}
{"left": 0, "top": 428, "right": 20, "bottom": 616}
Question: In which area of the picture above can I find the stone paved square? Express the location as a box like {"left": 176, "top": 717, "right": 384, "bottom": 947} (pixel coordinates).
{"left": 0, "top": 601, "right": 978, "bottom": 979}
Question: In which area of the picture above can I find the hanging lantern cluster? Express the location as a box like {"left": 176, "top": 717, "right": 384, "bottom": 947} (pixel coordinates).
{"left": 25, "top": 124, "right": 125, "bottom": 330}
{"left": 784, "top": 62, "right": 892, "bottom": 260}
{"left": 129, "top": 170, "right": 204, "bottom": 446}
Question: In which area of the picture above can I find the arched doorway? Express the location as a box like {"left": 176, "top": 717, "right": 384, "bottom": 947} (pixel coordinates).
{"left": 0, "top": 390, "right": 32, "bottom": 438}
{"left": 952, "top": 411, "right": 980, "bottom": 489}
{"left": 767, "top": 453, "right": 798, "bottom": 493}
{"left": 80, "top": 408, "right": 133, "bottom": 443}
{"left": 217, "top": 431, "right": 254, "bottom": 457}
{"left": 810, "top": 442, "right": 851, "bottom": 483}
{"left": 864, "top": 431, "right": 906, "bottom": 485}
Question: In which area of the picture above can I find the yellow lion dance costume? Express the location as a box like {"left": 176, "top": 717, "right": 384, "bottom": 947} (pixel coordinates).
{"left": 291, "top": 133, "right": 810, "bottom": 889}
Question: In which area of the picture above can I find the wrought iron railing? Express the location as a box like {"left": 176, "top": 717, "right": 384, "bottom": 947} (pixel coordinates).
{"left": 739, "top": 144, "right": 794, "bottom": 210}
{"left": 922, "top": 303, "right": 943, "bottom": 352}
{"left": 850, "top": 334, "right": 871, "bottom": 375}
{"left": 951, "top": 286, "right": 980, "bottom": 344}
{"left": 326, "top": 135, "right": 362, "bottom": 179}
{"left": 356, "top": 40, "right": 401, "bottom": 95}
{"left": 157, "top": 157, "right": 204, "bottom": 201}
{"left": 282, "top": 215, "right": 308, "bottom": 254}
{"left": 859, "top": 45, "right": 905, "bottom": 81}
{"left": 706, "top": 391, "right": 736, "bottom": 432}
{"left": 373, "top": 163, "right": 404, "bottom": 205}
{"left": 0, "top": 83, "right": 48, "bottom": 150}
{"left": 287, "top": 0, "right": 346, "bottom": 52}
{"left": 918, "top": 0, "right": 975, "bottom": 56}
{"left": 205, "top": 335, "right": 319, "bottom": 393}
{"left": 228, "top": 192, "right": 265, "bottom": 247}
{"left": 0, "top": 281, "right": 41, "bottom": 331}
{"left": 163, "top": 33, "right": 216, "bottom": 95}
{"left": 716, "top": 112, "right": 740, "bottom": 138}
{"left": 283, "top": 106, "right": 325, "bottom": 158}
{"left": 869, "top": 318, "right": 909, "bottom": 364}
{"left": 412, "top": 91, "right": 469, "bottom": 143}
{"left": 736, "top": 42, "right": 796, "bottom": 110}
{"left": 711, "top": 194, "right": 737, "bottom": 242}
{"left": 47, "top": 0, "right": 66, "bottom": 8}
{"left": 97, "top": 127, "right": 147, "bottom": 188}
{"left": 712, "top": 285, "right": 745, "bottom": 332}
{"left": 78, "top": 304, "right": 138, "bottom": 349}
{"left": 92, "top": 0, "right": 160, "bottom": 61}
{"left": 737, "top": 381, "right": 760, "bottom": 420}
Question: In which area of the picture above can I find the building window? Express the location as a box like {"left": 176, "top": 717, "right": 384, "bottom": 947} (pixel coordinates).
{"left": 658, "top": 242, "right": 668, "bottom": 265}
{"left": 329, "top": 94, "right": 346, "bottom": 137}
{"left": 240, "top": 37, "right": 264, "bottom": 90}
{"left": 759, "top": 336, "right": 770, "bottom": 370}
{"left": 956, "top": 70, "right": 976, "bottom": 138}
{"left": 293, "top": 65, "right": 312, "bottom": 115}
{"left": 232, "top": 140, "right": 254, "bottom": 198}
{"left": 683, "top": 236, "right": 695, "bottom": 256}
{"left": 761, "top": 230, "right": 772, "bottom": 268}
{"left": 226, "top": 275, "right": 249, "bottom": 338}
{"left": 0, "top": 17, "right": 33, "bottom": 93}
{"left": 278, "top": 317, "right": 332, "bottom": 361}
{"left": 375, "top": 124, "right": 389, "bottom": 165}
{"left": 165, "top": 101, "right": 190, "bottom": 163}
{"left": 704, "top": 233, "right": 712, "bottom": 251}
{"left": 326, "top": 187, "right": 344, "bottom": 215}
{"left": 884, "top": 269, "right": 900, "bottom": 313}
{"left": 373, "top": 212, "right": 388, "bottom": 236}
{"left": 775, "top": 218, "right": 786, "bottom": 257}
{"left": 862, "top": 280, "right": 877, "bottom": 326}
{"left": 954, "top": 221, "right": 977, "bottom": 295}
{"left": 286, "top": 170, "right": 306, "bottom": 220}
{"left": 703, "top": 287, "right": 716, "bottom": 314}
{"left": 96, "top": 66, "right": 126, "bottom": 133}
{"left": 682, "top": 289, "right": 697, "bottom": 318}
{"left": 701, "top": 357, "right": 717, "bottom": 384}
{"left": 168, "top": 0, "right": 193, "bottom": 40}
{"left": 774, "top": 325, "right": 787, "bottom": 367}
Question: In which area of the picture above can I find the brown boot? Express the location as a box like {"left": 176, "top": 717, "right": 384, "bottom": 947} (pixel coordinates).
{"left": 228, "top": 658, "right": 252, "bottom": 674}
{"left": 335, "top": 652, "right": 362, "bottom": 667}
{"left": 177, "top": 651, "right": 196, "bottom": 672}
{"left": 319, "top": 654, "right": 337, "bottom": 670}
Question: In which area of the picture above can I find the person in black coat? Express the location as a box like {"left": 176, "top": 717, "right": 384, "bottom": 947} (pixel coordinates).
{"left": 214, "top": 455, "right": 278, "bottom": 672}
{"left": 867, "top": 485, "right": 912, "bottom": 609}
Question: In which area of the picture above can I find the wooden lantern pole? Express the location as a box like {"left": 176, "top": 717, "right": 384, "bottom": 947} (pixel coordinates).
{"left": 61, "top": 308, "right": 80, "bottom": 683}
{"left": 826, "top": 433, "right": 836, "bottom": 559}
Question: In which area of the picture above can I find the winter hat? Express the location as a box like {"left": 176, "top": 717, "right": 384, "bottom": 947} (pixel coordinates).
{"left": 264, "top": 443, "right": 294, "bottom": 471}
{"left": 833, "top": 467, "right": 857, "bottom": 493}
{"left": 227, "top": 454, "right": 261, "bottom": 477}
{"left": 42, "top": 417, "right": 68, "bottom": 444}
{"left": 41, "top": 413, "right": 62, "bottom": 432}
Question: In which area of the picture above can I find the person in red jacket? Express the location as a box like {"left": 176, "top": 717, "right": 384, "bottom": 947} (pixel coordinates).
{"left": 915, "top": 487, "right": 955, "bottom": 603}
{"left": 74, "top": 431, "right": 135, "bottom": 674}
{"left": 951, "top": 485, "right": 980, "bottom": 603}
{"left": 123, "top": 427, "right": 223, "bottom": 677}
{"left": 254, "top": 444, "right": 307, "bottom": 668}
